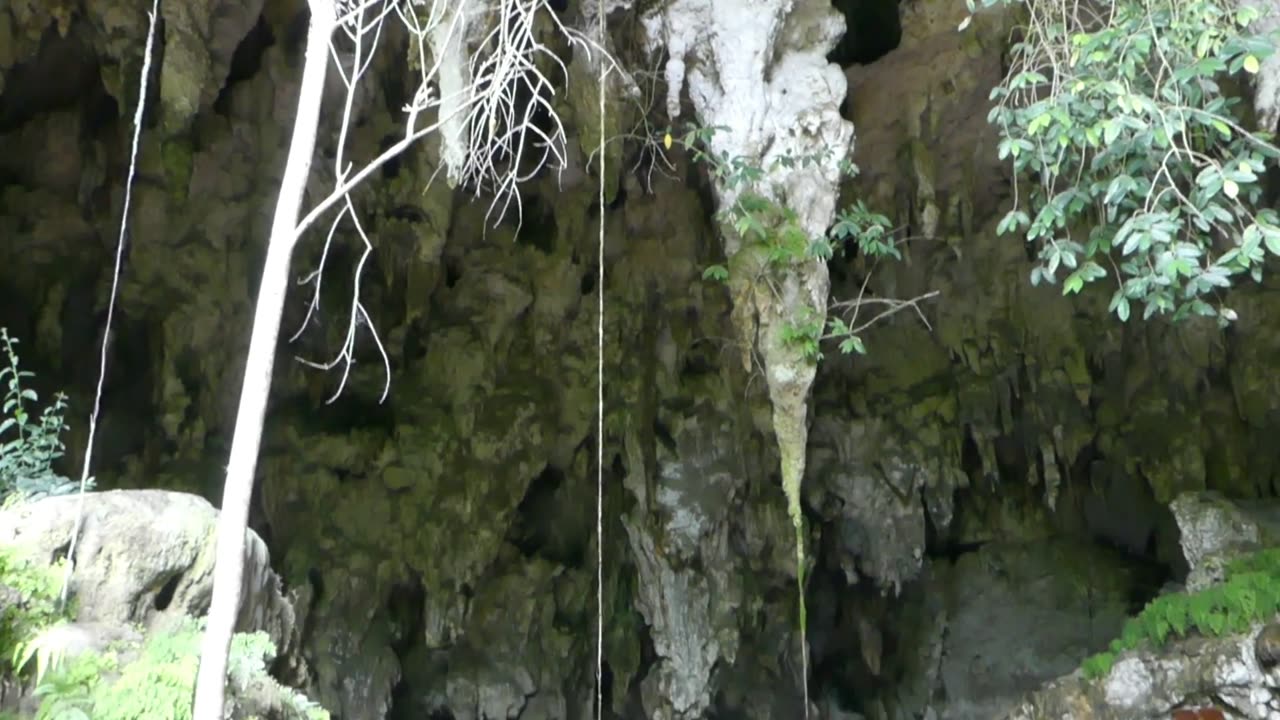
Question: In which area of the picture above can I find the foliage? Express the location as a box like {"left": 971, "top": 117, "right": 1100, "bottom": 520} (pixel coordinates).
{"left": 0, "top": 546, "right": 66, "bottom": 672}
{"left": 13, "top": 616, "right": 329, "bottom": 720}
{"left": 29, "top": 648, "right": 111, "bottom": 720}
{"left": 965, "top": 0, "right": 1280, "bottom": 324}
{"left": 666, "top": 125, "right": 909, "bottom": 362}
{"left": 89, "top": 619, "right": 202, "bottom": 720}
{"left": 1081, "top": 548, "right": 1280, "bottom": 678}
{"left": 0, "top": 561, "right": 326, "bottom": 720}
{"left": 0, "top": 328, "right": 82, "bottom": 503}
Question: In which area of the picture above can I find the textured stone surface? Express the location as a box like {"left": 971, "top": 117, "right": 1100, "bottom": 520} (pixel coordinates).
{"left": 0, "top": 490, "right": 294, "bottom": 646}
{"left": 1171, "top": 492, "right": 1265, "bottom": 590}
{"left": 1003, "top": 626, "right": 1280, "bottom": 720}
{"left": 641, "top": 0, "right": 854, "bottom": 573}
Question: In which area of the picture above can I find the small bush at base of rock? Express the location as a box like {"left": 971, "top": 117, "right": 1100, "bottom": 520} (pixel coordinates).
{"left": 4, "top": 612, "right": 328, "bottom": 720}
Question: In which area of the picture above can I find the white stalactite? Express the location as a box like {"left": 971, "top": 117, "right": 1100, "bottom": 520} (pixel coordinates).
{"left": 427, "top": 1, "right": 475, "bottom": 186}
{"left": 641, "top": 0, "right": 854, "bottom": 712}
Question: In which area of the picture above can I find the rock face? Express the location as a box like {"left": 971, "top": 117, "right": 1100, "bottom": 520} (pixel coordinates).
{"left": 641, "top": 0, "right": 854, "bottom": 602}
{"left": 8, "top": 0, "right": 1280, "bottom": 718}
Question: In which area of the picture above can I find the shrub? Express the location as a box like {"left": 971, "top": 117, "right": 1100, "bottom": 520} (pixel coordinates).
{"left": 13, "top": 617, "right": 329, "bottom": 720}
{"left": 0, "top": 328, "right": 80, "bottom": 503}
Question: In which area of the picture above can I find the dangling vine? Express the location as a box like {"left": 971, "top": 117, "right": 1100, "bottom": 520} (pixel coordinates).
{"left": 595, "top": 0, "right": 607, "bottom": 716}
{"left": 59, "top": 0, "right": 162, "bottom": 608}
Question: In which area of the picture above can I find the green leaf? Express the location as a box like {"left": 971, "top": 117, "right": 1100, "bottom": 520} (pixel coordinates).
{"left": 702, "top": 265, "right": 729, "bottom": 282}
{"left": 839, "top": 336, "right": 867, "bottom": 355}
{"left": 1063, "top": 272, "right": 1085, "bottom": 295}
{"left": 1264, "top": 227, "right": 1280, "bottom": 256}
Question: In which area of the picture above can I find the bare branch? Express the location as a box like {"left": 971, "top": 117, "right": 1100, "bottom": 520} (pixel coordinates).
{"left": 288, "top": 0, "right": 619, "bottom": 404}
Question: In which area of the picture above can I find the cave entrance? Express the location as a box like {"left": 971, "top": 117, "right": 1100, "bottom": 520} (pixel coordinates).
{"left": 827, "top": 0, "right": 903, "bottom": 66}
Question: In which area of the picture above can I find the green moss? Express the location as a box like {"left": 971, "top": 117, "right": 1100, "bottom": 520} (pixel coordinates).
{"left": 1081, "top": 548, "right": 1280, "bottom": 678}
{"left": 161, "top": 141, "right": 194, "bottom": 203}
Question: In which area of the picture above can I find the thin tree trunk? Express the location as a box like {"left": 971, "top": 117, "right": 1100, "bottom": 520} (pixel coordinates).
{"left": 192, "top": 3, "right": 334, "bottom": 717}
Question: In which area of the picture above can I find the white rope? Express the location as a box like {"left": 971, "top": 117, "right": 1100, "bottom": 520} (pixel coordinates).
{"left": 58, "top": 0, "right": 161, "bottom": 607}
{"left": 595, "top": 0, "right": 606, "bottom": 715}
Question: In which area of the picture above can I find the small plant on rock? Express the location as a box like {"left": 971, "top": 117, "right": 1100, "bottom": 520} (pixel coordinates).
{"left": 1081, "top": 548, "right": 1280, "bottom": 678}
{"left": 666, "top": 124, "right": 934, "bottom": 362}
{"left": 0, "top": 546, "right": 66, "bottom": 670}
{"left": 13, "top": 616, "right": 329, "bottom": 720}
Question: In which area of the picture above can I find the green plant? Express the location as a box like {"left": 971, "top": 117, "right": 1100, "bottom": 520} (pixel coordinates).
{"left": 3, "top": 545, "right": 328, "bottom": 719}
{"left": 89, "top": 621, "right": 200, "bottom": 720}
{"left": 0, "top": 328, "right": 79, "bottom": 503}
{"left": 0, "top": 547, "right": 66, "bottom": 668}
{"left": 1081, "top": 548, "right": 1280, "bottom": 678}
{"left": 966, "top": 0, "right": 1280, "bottom": 324}
{"left": 30, "top": 649, "right": 112, "bottom": 720}
{"left": 89, "top": 620, "right": 327, "bottom": 720}
{"left": 667, "top": 124, "right": 927, "bottom": 361}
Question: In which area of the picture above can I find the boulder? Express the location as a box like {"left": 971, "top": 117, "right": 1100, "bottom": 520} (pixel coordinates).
{"left": 1002, "top": 627, "right": 1280, "bottom": 720}
{"left": 0, "top": 489, "right": 295, "bottom": 651}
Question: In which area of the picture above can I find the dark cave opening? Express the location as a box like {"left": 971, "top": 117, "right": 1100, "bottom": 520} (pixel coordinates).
{"left": 0, "top": 26, "right": 101, "bottom": 133}
{"left": 380, "top": 135, "right": 404, "bottom": 179}
{"left": 511, "top": 194, "right": 559, "bottom": 254}
{"left": 213, "top": 14, "right": 276, "bottom": 116}
{"left": 506, "top": 464, "right": 590, "bottom": 566}
{"left": 508, "top": 464, "right": 568, "bottom": 557}
{"left": 827, "top": 0, "right": 903, "bottom": 67}
{"left": 580, "top": 267, "right": 598, "bottom": 295}
{"left": 153, "top": 573, "right": 181, "bottom": 611}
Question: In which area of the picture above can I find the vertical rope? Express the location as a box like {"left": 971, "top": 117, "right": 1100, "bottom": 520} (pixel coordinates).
{"left": 59, "top": 0, "right": 161, "bottom": 608}
{"left": 595, "top": 0, "right": 607, "bottom": 717}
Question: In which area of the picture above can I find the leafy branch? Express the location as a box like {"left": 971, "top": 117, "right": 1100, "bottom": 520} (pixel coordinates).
{"left": 965, "top": 0, "right": 1280, "bottom": 324}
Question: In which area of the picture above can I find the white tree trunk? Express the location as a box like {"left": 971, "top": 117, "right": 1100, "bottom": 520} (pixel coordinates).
{"left": 192, "top": 2, "right": 334, "bottom": 717}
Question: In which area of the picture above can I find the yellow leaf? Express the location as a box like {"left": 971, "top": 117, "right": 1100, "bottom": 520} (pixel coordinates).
{"left": 663, "top": 133, "right": 673, "bottom": 150}
{"left": 1224, "top": 179, "right": 1240, "bottom": 199}
{"left": 1245, "top": 55, "right": 1261, "bottom": 74}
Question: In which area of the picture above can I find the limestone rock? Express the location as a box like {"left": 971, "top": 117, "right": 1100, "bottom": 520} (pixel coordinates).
{"left": 640, "top": 0, "right": 854, "bottom": 567}
{"left": 0, "top": 490, "right": 294, "bottom": 648}
{"left": 1002, "top": 626, "right": 1280, "bottom": 720}
{"left": 1170, "top": 492, "right": 1264, "bottom": 591}
{"left": 622, "top": 410, "right": 745, "bottom": 720}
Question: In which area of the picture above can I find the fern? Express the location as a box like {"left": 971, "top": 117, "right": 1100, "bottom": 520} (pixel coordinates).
{"left": 0, "top": 547, "right": 67, "bottom": 670}
{"left": 1082, "top": 549, "right": 1280, "bottom": 678}
{"left": 21, "top": 617, "right": 331, "bottom": 720}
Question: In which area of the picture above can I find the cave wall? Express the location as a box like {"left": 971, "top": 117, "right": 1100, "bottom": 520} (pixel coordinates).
{"left": 802, "top": 1, "right": 1280, "bottom": 717}
{"left": 5, "top": 0, "right": 1280, "bottom": 719}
